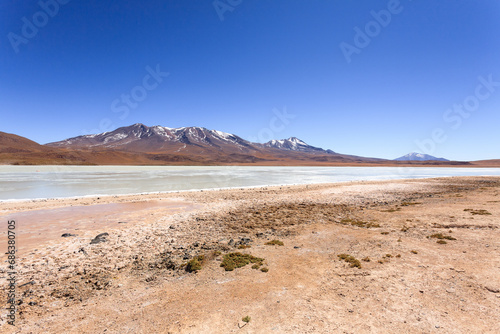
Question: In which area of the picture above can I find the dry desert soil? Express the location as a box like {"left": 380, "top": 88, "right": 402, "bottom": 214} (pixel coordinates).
{"left": 0, "top": 176, "right": 499, "bottom": 333}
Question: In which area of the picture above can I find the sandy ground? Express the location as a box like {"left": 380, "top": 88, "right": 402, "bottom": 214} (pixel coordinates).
{"left": 0, "top": 176, "right": 499, "bottom": 333}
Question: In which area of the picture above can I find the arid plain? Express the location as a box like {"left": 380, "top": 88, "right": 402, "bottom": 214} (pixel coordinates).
{"left": 1, "top": 176, "right": 499, "bottom": 333}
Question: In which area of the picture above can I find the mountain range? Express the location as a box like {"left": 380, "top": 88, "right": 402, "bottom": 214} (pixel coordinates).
{"left": 0, "top": 123, "right": 488, "bottom": 166}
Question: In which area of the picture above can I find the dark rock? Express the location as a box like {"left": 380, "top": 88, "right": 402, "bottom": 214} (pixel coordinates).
{"left": 294, "top": 246, "right": 300, "bottom": 249}
{"left": 118, "top": 221, "right": 127, "bottom": 224}
{"left": 255, "top": 232, "right": 264, "bottom": 238}
{"left": 228, "top": 239, "right": 234, "bottom": 246}
{"left": 90, "top": 232, "right": 109, "bottom": 244}
{"left": 61, "top": 233, "right": 76, "bottom": 237}
{"left": 240, "top": 238, "right": 252, "bottom": 244}
{"left": 169, "top": 225, "right": 176, "bottom": 229}
{"left": 485, "top": 286, "right": 500, "bottom": 293}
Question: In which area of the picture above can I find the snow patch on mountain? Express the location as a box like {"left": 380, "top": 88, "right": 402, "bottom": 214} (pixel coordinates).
{"left": 394, "top": 152, "right": 449, "bottom": 161}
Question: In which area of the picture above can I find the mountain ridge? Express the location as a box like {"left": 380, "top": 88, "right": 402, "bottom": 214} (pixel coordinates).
{"left": 0, "top": 125, "right": 485, "bottom": 166}
{"left": 46, "top": 123, "right": 340, "bottom": 157}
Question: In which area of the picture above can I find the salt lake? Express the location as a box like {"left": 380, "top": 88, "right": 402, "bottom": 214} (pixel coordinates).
{"left": 1, "top": 165, "right": 500, "bottom": 201}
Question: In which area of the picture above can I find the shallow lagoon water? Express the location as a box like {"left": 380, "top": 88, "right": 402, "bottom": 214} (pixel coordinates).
{"left": 1, "top": 165, "right": 500, "bottom": 201}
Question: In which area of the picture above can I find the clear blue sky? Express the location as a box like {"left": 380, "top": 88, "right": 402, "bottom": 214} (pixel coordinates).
{"left": 1, "top": 0, "right": 499, "bottom": 161}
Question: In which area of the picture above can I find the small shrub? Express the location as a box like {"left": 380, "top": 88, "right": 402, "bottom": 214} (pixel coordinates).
{"left": 384, "top": 254, "right": 392, "bottom": 258}
{"left": 341, "top": 218, "right": 380, "bottom": 228}
{"left": 437, "top": 240, "right": 447, "bottom": 244}
{"left": 396, "top": 254, "right": 401, "bottom": 258}
{"left": 381, "top": 232, "right": 389, "bottom": 235}
{"left": 265, "top": 240, "right": 284, "bottom": 246}
{"left": 381, "top": 207, "right": 401, "bottom": 213}
{"left": 397, "top": 238, "right": 402, "bottom": 242}
{"left": 401, "top": 202, "right": 422, "bottom": 206}
{"left": 429, "top": 233, "right": 456, "bottom": 241}
{"left": 220, "top": 252, "right": 264, "bottom": 271}
{"left": 186, "top": 255, "right": 204, "bottom": 272}
{"left": 238, "top": 245, "right": 251, "bottom": 249}
{"left": 251, "top": 264, "right": 260, "bottom": 269}
{"left": 260, "top": 267, "right": 269, "bottom": 272}
{"left": 338, "top": 254, "right": 362, "bottom": 269}
{"left": 467, "top": 209, "right": 491, "bottom": 215}
{"left": 362, "top": 257, "right": 370, "bottom": 262}
{"left": 411, "top": 250, "right": 418, "bottom": 254}
{"left": 242, "top": 316, "right": 251, "bottom": 323}
{"left": 401, "top": 226, "right": 409, "bottom": 232}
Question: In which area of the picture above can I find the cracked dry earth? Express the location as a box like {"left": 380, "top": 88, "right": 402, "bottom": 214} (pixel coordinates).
{"left": 1, "top": 176, "right": 500, "bottom": 333}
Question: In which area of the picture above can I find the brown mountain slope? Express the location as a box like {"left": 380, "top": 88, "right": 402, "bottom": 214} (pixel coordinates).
{"left": 0, "top": 128, "right": 481, "bottom": 166}
{"left": 0, "top": 131, "right": 51, "bottom": 154}
{"left": 470, "top": 159, "right": 500, "bottom": 167}
{"left": 46, "top": 123, "right": 388, "bottom": 164}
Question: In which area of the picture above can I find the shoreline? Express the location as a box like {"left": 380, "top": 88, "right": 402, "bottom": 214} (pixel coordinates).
{"left": 2, "top": 174, "right": 499, "bottom": 209}
{"left": 1, "top": 176, "right": 499, "bottom": 333}
{"left": 2, "top": 166, "right": 500, "bottom": 203}
{"left": 2, "top": 161, "right": 500, "bottom": 167}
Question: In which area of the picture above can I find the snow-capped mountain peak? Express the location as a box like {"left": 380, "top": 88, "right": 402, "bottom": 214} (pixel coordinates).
{"left": 47, "top": 123, "right": 340, "bottom": 158}
{"left": 47, "top": 123, "right": 252, "bottom": 153}
{"left": 394, "top": 152, "right": 449, "bottom": 161}
{"left": 263, "top": 137, "right": 334, "bottom": 154}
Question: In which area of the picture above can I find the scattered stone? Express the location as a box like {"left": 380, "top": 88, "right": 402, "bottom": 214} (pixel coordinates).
{"left": 294, "top": 246, "right": 300, "bottom": 249}
{"left": 118, "top": 221, "right": 127, "bottom": 224}
{"left": 240, "top": 237, "right": 252, "bottom": 244}
{"left": 61, "top": 233, "right": 76, "bottom": 237}
{"left": 90, "top": 233, "right": 109, "bottom": 244}
{"left": 485, "top": 286, "right": 499, "bottom": 293}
